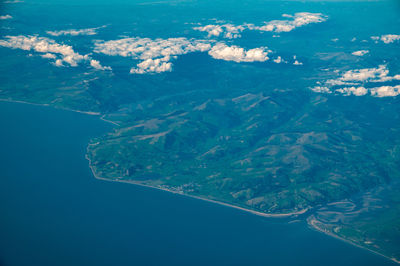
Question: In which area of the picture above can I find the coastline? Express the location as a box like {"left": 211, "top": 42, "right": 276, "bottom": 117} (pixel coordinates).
{"left": 1, "top": 98, "right": 397, "bottom": 264}
{"left": 87, "top": 156, "right": 309, "bottom": 218}
{"left": 307, "top": 216, "right": 400, "bottom": 265}
{"left": 0, "top": 98, "right": 120, "bottom": 126}
{"left": 85, "top": 150, "right": 399, "bottom": 266}
{"left": 1, "top": 97, "right": 306, "bottom": 219}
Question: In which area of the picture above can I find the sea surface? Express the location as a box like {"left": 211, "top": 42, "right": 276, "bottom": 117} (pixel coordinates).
{"left": 0, "top": 101, "right": 395, "bottom": 266}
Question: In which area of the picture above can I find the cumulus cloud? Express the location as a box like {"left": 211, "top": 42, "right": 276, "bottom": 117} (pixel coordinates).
{"left": 0, "top": 35, "right": 110, "bottom": 70}
{"left": 0, "top": 35, "right": 88, "bottom": 66}
{"left": 90, "top": 59, "right": 112, "bottom": 70}
{"left": 273, "top": 56, "right": 283, "bottom": 64}
{"left": 41, "top": 53, "right": 57, "bottom": 59}
{"left": 292, "top": 55, "right": 303, "bottom": 66}
{"left": 340, "top": 65, "right": 400, "bottom": 83}
{"left": 371, "top": 34, "right": 400, "bottom": 44}
{"left": 208, "top": 43, "right": 270, "bottom": 62}
{"left": 0, "top": 15, "right": 13, "bottom": 20}
{"left": 252, "top": 12, "right": 327, "bottom": 33}
{"left": 351, "top": 50, "right": 369, "bottom": 56}
{"left": 94, "top": 37, "right": 212, "bottom": 59}
{"left": 54, "top": 59, "right": 63, "bottom": 67}
{"left": 94, "top": 35, "right": 287, "bottom": 73}
{"left": 94, "top": 37, "right": 212, "bottom": 74}
{"left": 194, "top": 25, "right": 223, "bottom": 37}
{"left": 130, "top": 58, "right": 172, "bottom": 74}
{"left": 335, "top": 86, "right": 368, "bottom": 96}
{"left": 194, "top": 12, "right": 327, "bottom": 38}
{"left": 311, "top": 86, "right": 332, "bottom": 93}
{"left": 193, "top": 24, "right": 245, "bottom": 39}
{"left": 310, "top": 65, "right": 400, "bottom": 97}
{"left": 46, "top": 26, "right": 106, "bottom": 37}
{"left": 370, "top": 85, "right": 400, "bottom": 97}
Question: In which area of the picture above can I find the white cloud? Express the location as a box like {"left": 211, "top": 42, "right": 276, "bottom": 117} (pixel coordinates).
{"left": 254, "top": 12, "right": 327, "bottom": 33}
{"left": 311, "top": 86, "right": 331, "bottom": 93}
{"left": 291, "top": 12, "right": 327, "bottom": 28}
{"left": 90, "top": 59, "right": 112, "bottom": 71}
{"left": 0, "top": 15, "right": 13, "bottom": 20}
{"left": 193, "top": 12, "right": 327, "bottom": 39}
{"left": 94, "top": 37, "right": 212, "bottom": 74}
{"left": 41, "top": 53, "right": 56, "bottom": 59}
{"left": 293, "top": 60, "right": 303, "bottom": 66}
{"left": 54, "top": 59, "right": 64, "bottom": 67}
{"left": 193, "top": 24, "right": 245, "bottom": 39}
{"left": 380, "top": 34, "right": 400, "bottom": 44}
{"left": 0, "top": 35, "right": 87, "bottom": 66}
{"left": 351, "top": 50, "right": 369, "bottom": 56}
{"left": 273, "top": 56, "right": 283, "bottom": 64}
{"left": 130, "top": 58, "right": 172, "bottom": 74}
{"left": 370, "top": 85, "right": 400, "bottom": 97}
{"left": 310, "top": 65, "right": 400, "bottom": 97}
{"left": 341, "top": 66, "right": 385, "bottom": 82}
{"left": 371, "top": 34, "right": 400, "bottom": 44}
{"left": 292, "top": 55, "right": 303, "bottom": 65}
{"left": 336, "top": 86, "right": 368, "bottom": 96}
{"left": 95, "top": 36, "right": 287, "bottom": 73}
{"left": 340, "top": 65, "right": 400, "bottom": 83}
{"left": 46, "top": 26, "right": 105, "bottom": 37}
{"left": 194, "top": 25, "right": 223, "bottom": 37}
{"left": 0, "top": 35, "right": 110, "bottom": 70}
{"left": 94, "top": 37, "right": 211, "bottom": 60}
{"left": 208, "top": 43, "right": 269, "bottom": 63}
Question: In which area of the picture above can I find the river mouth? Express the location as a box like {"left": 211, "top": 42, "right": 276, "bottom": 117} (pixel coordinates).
{"left": 0, "top": 101, "right": 396, "bottom": 266}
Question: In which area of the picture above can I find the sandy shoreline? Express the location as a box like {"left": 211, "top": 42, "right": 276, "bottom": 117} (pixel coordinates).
{"left": 87, "top": 158, "right": 308, "bottom": 218}
{"left": 0, "top": 98, "right": 120, "bottom": 126}
{"left": 307, "top": 216, "right": 399, "bottom": 265}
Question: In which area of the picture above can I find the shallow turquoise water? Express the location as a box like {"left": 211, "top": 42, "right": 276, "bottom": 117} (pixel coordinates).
{"left": 0, "top": 101, "right": 395, "bottom": 266}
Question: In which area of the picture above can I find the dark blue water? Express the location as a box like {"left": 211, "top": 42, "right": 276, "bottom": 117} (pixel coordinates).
{"left": 0, "top": 102, "right": 395, "bottom": 266}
